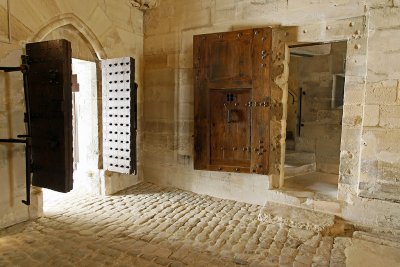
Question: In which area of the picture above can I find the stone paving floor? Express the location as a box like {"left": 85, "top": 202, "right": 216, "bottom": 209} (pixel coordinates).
{"left": 0, "top": 183, "right": 358, "bottom": 267}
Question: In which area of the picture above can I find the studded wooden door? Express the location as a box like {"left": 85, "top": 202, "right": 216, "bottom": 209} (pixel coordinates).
{"left": 194, "top": 28, "right": 272, "bottom": 174}
{"left": 102, "top": 57, "right": 137, "bottom": 175}
{"left": 27, "top": 39, "right": 73, "bottom": 192}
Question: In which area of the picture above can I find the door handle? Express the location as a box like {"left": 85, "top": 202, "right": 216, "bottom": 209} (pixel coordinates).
{"left": 227, "top": 109, "right": 232, "bottom": 123}
{"left": 226, "top": 109, "right": 239, "bottom": 123}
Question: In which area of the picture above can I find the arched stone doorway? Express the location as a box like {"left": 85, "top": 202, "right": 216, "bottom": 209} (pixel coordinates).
{"left": 32, "top": 14, "right": 107, "bottom": 200}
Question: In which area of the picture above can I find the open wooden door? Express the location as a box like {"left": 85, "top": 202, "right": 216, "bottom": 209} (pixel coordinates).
{"left": 194, "top": 28, "right": 272, "bottom": 174}
{"left": 27, "top": 39, "right": 73, "bottom": 192}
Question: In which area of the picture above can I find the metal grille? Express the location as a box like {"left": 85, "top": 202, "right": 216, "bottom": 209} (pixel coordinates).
{"left": 102, "top": 57, "right": 137, "bottom": 174}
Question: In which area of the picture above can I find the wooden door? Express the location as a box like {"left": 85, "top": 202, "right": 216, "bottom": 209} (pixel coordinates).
{"left": 209, "top": 89, "right": 251, "bottom": 168}
{"left": 102, "top": 57, "right": 137, "bottom": 175}
{"left": 27, "top": 39, "right": 73, "bottom": 192}
{"left": 194, "top": 28, "right": 272, "bottom": 174}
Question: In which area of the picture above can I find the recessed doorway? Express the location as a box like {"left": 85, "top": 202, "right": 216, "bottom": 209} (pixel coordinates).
{"left": 283, "top": 41, "right": 347, "bottom": 202}
{"left": 43, "top": 58, "right": 99, "bottom": 210}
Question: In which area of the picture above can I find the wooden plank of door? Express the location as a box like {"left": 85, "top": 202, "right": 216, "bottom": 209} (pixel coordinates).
{"left": 250, "top": 28, "right": 272, "bottom": 175}
{"left": 193, "top": 35, "right": 209, "bottom": 170}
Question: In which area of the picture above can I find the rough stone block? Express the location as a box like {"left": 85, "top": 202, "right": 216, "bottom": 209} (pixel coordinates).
{"left": 368, "top": 51, "right": 400, "bottom": 82}
{"left": 341, "top": 105, "right": 361, "bottom": 127}
{"left": 144, "top": 68, "right": 175, "bottom": 87}
{"left": 107, "top": 1, "right": 144, "bottom": 34}
{"left": 317, "top": 110, "right": 342, "bottom": 124}
{"left": 87, "top": 6, "right": 113, "bottom": 37}
{"left": 182, "top": 8, "right": 211, "bottom": 30}
{"left": 316, "top": 138, "right": 341, "bottom": 159}
{"left": 345, "top": 54, "right": 367, "bottom": 78}
{"left": 144, "top": 33, "right": 180, "bottom": 55}
{"left": 379, "top": 105, "right": 400, "bottom": 128}
{"left": 359, "top": 129, "right": 400, "bottom": 193}
{"left": 295, "top": 137, "right": 316, "bottom": 153}
{"left": 346, "top": 36, "right": 367, "bottom": 56}
{"left": 363, "top": 105, "right": 380, "bottom": 127}
{"left": 369, "top": 28, "right": 400, "bottom": 53}
{"left": 144, "top": 12, "right": 170, "bottom": 35}
{"left": 216, "top": 0, "right": 235, "bottom": 10}
{"left": 367, "top": 0, "right": 393, "bottom": 8}
{"left": 178, "top": 84, "right": 193, "bottom": 104}
{"left": 241, "top": 0, "right": 288, "bottom": 19}
{"left": 365, "top": 81, "right": 397, "bottom": 104}
{"left": 339, "top": 149, "right": 360, "bottom": 185}
{"left": 177, "top": 53, "right": 193, "bottom": 69}
{"left": 215, "top": 8, "right": 236, "bottom": 23}
{"left": 369, "top": 7, "right": 400, "bottom": 29}
{"left": 340, "top": 128, "right": 361, "bottom": 152}
{"left": 343, "top": 76, "right": 365, "bottom": 105}
{"left": 377, "top": 160, "right": 400, "bottom": 183}
{"left": 144, "top": 54, "right": 168, "bottom": 69}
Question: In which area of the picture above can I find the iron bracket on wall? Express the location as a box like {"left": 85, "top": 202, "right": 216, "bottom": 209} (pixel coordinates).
{"left": 298, "top": 87, "right": 305, "bottom": 136}
{"left": 0, "top": 56, "right": 33, "bottom": 206}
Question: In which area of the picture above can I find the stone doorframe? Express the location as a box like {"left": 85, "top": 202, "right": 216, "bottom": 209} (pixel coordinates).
{"left": 269, "top": 16, "right": 368, "bottom": 202}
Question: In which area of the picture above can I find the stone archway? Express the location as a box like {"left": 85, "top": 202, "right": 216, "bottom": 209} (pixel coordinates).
{"left": 32, "top": 13, "right": 107, "bottom": 195}
{"left": 31, "top": 13, "right": 107, "bottom": 60}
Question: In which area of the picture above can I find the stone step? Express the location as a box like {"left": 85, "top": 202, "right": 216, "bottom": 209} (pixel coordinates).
{"left": 258, "top": 201, "right": 337, "bottom": 233}
{"left": 286, "top": 139, "right": 295, "bottom": 150}
{"left": 266, "top": 189, "right": 342, "bottom": 216}
{"left": 285, "top": 150, "right": 316, "bottom": 166}
{"left": 284, "top": 162, "right": 316, "bottom": 178}
{"left": 344, "top": 235, "right": 400, "bottom": 267}
{"left": 352, "top": 231, "right": 400, "bottom": 249}
{"left": 284, "top": 150, "right": 316, "bottom": 178}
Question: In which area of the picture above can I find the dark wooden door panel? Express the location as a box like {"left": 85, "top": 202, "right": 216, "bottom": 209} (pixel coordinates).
{"left": 207, "top": 30, "right": 253, "bottom": 89}
{"left": 27, "top": 39, "right": 73, "bottom": 192}
{"left": 194, "top": 28, "right": 272, "bottom": 174}
{"left": 210, "top": 89, "right": 251, "bottom": 166}
{"left": 194, "top": 37, "right": 209, "bottom": 170}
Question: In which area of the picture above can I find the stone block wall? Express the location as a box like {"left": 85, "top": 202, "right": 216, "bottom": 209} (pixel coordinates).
{"left": 0, "top": 0, "right": 144, "bottom": 229}
{"left": 358, "top": 6, "right": 400, "bottom": 202}
{"left": 1, "top": 0, "right": 400, "bottom": 230}
{"left": 143, "top": 0, "right": 400, "bottom": 228}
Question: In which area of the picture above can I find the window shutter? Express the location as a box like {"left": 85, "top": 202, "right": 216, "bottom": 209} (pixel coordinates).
{"left": 101, "top": 57, "right": 137, "bottom": 175}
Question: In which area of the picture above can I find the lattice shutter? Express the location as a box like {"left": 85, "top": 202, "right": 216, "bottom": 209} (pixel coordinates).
{"left": 102, "top": 57, "right": 137, "bottom": 174}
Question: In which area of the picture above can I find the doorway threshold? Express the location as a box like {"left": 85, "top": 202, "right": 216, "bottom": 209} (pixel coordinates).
{"left": 267, "top": 172, "right": 342, "bottom": 216}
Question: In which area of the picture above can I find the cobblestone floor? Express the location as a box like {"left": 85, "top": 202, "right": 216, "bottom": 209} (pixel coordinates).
{"left": 0, "top": 183, "right": 352, "bottom": 267}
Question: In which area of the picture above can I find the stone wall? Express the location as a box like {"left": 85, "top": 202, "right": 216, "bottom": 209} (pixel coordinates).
{"left": 143, "top": 0, "right": 400, "bottom": 227}
{"left": 357, "top": 7, "right": 400, "bottom": 202}
{"left": 0, "top": 0, "right": 144, "bottom": 229}
{"left": 1, "top": 0, "right": 400, "bottom": 230}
